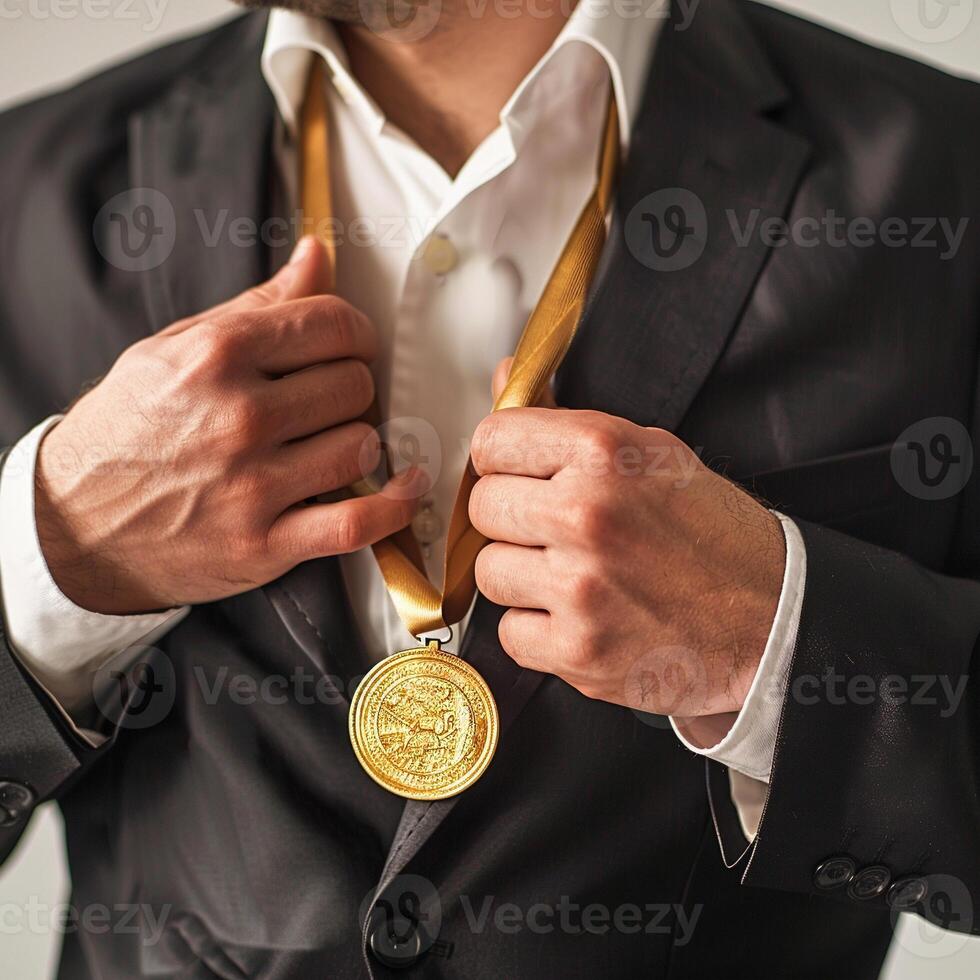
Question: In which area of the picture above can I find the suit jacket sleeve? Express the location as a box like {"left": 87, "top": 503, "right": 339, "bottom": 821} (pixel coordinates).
{"left": 0, "top": 448, "right": 111, "bottom": 863}
{"left": 708, "top": 509, "right": 980, "bottom": 932}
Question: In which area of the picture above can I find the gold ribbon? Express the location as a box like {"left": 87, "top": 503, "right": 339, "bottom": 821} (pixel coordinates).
{"left": 301, "top": 58, "right": 619, "bottom": 639}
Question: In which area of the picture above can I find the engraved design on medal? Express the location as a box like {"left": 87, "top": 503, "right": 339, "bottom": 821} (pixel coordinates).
{"left": 377, "top": 676, "right": 468, "bottom": 775}
{"left": 350, "top": 646, "right": 499, "bottom": 800}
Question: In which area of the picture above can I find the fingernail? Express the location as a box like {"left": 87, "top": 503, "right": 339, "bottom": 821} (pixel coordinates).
{"left": 289, "top": 235, "right": 315, "bottom": 265}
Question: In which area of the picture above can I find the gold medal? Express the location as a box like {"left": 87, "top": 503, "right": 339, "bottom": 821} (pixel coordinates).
{"left": 349, "top": 642, "right": 499, "bottom": 800}
{"left": 300, "top": 58, "right": 618, "bottom": 799}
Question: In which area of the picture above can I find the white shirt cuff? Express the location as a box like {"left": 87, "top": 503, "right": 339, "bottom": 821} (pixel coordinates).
{"left": 0, "top": 416, "right": 188, "bottom": 729}
{"left": 669, "top": 512, "right": 806, "bottom": 784}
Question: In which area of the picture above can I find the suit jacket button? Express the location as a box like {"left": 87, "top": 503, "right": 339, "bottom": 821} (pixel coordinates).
{"left": 369, "top": 920, "right": 423, "bottom": 970}
{"left": 887, "top": 876, "right": 929, "bottom": 910}
{"left": 813, "top": 856, "right": 856, "bottom": 890}
{"left": 0, "top": 781, "right": 35, "bottom": 827}
{"left": 848, "top": 865, "right": 891, "bottom": 900}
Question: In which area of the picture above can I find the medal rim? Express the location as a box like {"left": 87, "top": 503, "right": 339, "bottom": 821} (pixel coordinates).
{"left": 349, "top": 645, "right": 499, "bottom": 801}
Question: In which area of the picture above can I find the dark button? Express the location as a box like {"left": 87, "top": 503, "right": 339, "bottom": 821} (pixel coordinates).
{"left": 848, "top": 865, "right": 892, "bottom": 901}
{"left": 887, "top": 876, "right": 929, "bottom": 910}
{"left": 814, "top": 856, "right": 856, "bottom": 890}
{"left": 0, "top": 781, "right": 34, "bottom": 827}
{"left": 368, "top": 919, "right": 423, "bottom": 970}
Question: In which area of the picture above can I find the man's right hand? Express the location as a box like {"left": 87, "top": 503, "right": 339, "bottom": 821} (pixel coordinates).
{"left": 35, "top": 236, "right": 425, "bottom": 615}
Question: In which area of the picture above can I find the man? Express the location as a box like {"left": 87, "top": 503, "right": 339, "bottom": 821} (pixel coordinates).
{"left": 0, "top": 0, "right": 978, "bottom": 976}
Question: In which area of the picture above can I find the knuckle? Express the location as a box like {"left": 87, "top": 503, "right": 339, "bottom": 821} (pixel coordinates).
{"left": 352, "top": 425, "right": 382, "bottom": 479}
{"left": 331, "top": 507, "right": 367, "bottom": 553}
{"left": 312, "top": 296, "right": 372, "bottom": 356}
{"left": 474, "top": 548, "right": 495, "bottom": 593}
{"left": 563, "top": 630, "right": 599, "bottom": 673}
{"left": 469, "top": 417, "right": 499, "bottom": 473}
{"left": 185, "top": 318, "right": 240, "bottom": 374}
{"left": 346, "top": 420, "right": 379, "bottom": 460}
{"left": 475, "top": 546, "right": 512, "bottom": 604}
{"left": 566, "top": 496, "right": 612, "bottom": 543}
{"left": 323, "top": 299, "right": 355, "bottom": 350}
{"left": 244, "top": 281, "right": 279, "bottom": 306}
{"left": 223, "top": 394, "right": 265, "bottom": 444}
{"left": 468, "top": 478, "right": 493, "bottom": 528}
{"left": 563, "top": 567, "right": 599, "bottom": 612}
{"left": 226, "top": 521, "right": 268, "bottom": 567}
{"left": 329, "top": 359, "right": 374, "bottom": 418}
{"left": 647, "top": 425, "right": 683, "bottom": 450}
{"left": 349, "top": 359, "right": 375, "bottom": 407}
{"left": 498, "top": 615, "right": 531, "bottom": 666}
{"left": 578, "top": 422, "right": 620, "bottom": 462}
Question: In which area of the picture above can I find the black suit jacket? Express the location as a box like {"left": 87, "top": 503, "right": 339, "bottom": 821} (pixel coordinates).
{"left": 1, "top": 3, "right": 979, "bottom": 978}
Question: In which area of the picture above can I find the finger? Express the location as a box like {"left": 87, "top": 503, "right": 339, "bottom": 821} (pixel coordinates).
{"left": 471, "top": 407, "right": 611, "bottom": 477}
{"left": 276, "top": 421, "right": 381, "bottom": 504}
{"left": 270, "top": 469, "right": 427, "bottom": 561}
{"left": 497, "top": 607, "right": 553, "bottom": 673}
{"left": 475, "top": 542, "right": 552, "bottom": 610}
{"left": 492, "top": 356, "right": 558, "bottom": 409}
{"left": 160, "top": 235, "right": 331, "bottom": 337}
{"left": 248, "top": 295, "right": 377, "bottom": 375}
{"left": 266, "top": 359, "right": 375, "bottom": 443}
{"left": 468, "top": 474, "right": 558, "bottom": 545}
{"left": 491, "top": 357, "right": 513, "bottom": 402}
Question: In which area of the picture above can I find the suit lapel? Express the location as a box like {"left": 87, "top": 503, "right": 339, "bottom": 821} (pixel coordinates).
{"left": 129, "top": 13, "right": 364, "bottom": 694}
{"left": 130, "top": 13, "right": 275, "bottom": 331}
{"left": 556, "top": 0, "right": 811, "bottom": 431}
{"left": 369, "top": 0, "right": 813, "bottom": 909}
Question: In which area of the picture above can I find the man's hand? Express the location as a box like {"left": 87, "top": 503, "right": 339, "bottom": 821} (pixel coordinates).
{"left": 469, "top": 371, "right": 785, "bottom": 746}
{"left": 36, "top": 237, "right": 425, "bottom": 615}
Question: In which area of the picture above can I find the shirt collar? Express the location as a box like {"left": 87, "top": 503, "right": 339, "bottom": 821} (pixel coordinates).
{"left": 262, "top": 1, "right": 662, "bottom": 151}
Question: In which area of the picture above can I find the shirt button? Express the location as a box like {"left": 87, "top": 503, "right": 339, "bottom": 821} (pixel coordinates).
{"left": 411, "top": 498, "right": 443, "bottom": 546}
{"left": 422, "top": 234, "right": 458, "bottom": 275}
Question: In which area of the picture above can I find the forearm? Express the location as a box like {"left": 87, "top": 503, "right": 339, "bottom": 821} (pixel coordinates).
{"left": 732, "top": 519, "right": 980, "bottom": 927}
{"left": 0, "top": 420, "right": 187, "bottom": 727}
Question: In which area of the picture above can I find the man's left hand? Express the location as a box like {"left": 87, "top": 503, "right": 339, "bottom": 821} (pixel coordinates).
{"left": 469, "top": 384, "right": 785, "bottom": 745}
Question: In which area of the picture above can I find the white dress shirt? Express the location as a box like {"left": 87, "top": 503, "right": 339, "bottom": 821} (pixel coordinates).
{"left": 0, "top": 2, "right": 805, "bottom": 838}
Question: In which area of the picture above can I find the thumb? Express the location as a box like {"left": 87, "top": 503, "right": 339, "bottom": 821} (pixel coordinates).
{"left": 491, "top": 356, "right": 559, "bottom": 409}
{"left": 159, "top": 235, "right": 333, "bottom": 336}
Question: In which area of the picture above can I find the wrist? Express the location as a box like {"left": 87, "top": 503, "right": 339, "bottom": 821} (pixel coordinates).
{"left": 34, "top": 423, "right": 156, "bottom": 616}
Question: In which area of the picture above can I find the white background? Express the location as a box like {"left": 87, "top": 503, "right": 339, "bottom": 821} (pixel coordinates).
{"left": 1, "top": 0, "right": 979, "bottom": 977}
